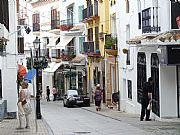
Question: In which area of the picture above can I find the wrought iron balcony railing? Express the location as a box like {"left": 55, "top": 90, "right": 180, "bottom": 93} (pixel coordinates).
{"left": 82, "top": 3, "right": 98, "bottom": 21}
{"left": 60, "top": 19, "right": 73, "bottom": 31}
{"left": 142, "top": 7, "right": 161, "bottom": 33}
{"left": 51, "top": 20, "right": 60, "bottom": 30}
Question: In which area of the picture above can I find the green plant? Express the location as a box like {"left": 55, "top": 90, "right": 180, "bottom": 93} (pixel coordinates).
{"left": 105, "top": 37, "right": 117, "bottom": 49}
{"left": 122, "top": 48, "right": 128, "bottom": 54}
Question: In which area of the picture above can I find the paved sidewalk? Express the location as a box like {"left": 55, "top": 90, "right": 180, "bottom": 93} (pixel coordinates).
{"left": 0, "top": 112, "right": 51, "bottom": 135}
{"left": 82, "top": 104, "right": 180, "bottom": 135}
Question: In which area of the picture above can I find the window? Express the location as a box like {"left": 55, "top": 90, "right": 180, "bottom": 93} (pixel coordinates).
{"left": 18, "top": 37, "right": 24, "bottom": 54}
{"left": 0, "top": 40, "right": 6, "bottom": 55}
{"left": 0, "top": 70, "right": 2, "bottom": 98}
{"left": 88, "top": 28, "right": 93, "bottom": 41}
{"left": 79, "top": 37, "right": 85, "bottom": 53}
{"left": 128, "top": 80, "right": 132, "bottom": 99}
{"left": 51, "top": 49, "right": 57, "bottom": 58}
{"left": 126, "top": 49, "right": 130, "bottom": 65}
{"left": 95, "top": 26, "right": 99, "bottom": 50}
{"left": 78, "top": 5, "right": 84, "bottom": 22}
{"left": 67, "top": 7, "right": 73, "bottom": 25}
{"left": 0, "top": 0, "right": 9, "bottom": 30}
{"left": 32, "top": 13, "right": 40, "bottom": 31}
{"left": 51, "top": 9, "right": 60, "bottom": 29}
{"left": 137, "top": 0, "right": 141, "bottom": 29}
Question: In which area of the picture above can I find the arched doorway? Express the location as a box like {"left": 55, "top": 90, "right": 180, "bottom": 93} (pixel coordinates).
{"left": 137, "top": 52, "right": 146, "bottom": 103}
{"left": 151, "top": 53, "right": 160, "bottom": 117}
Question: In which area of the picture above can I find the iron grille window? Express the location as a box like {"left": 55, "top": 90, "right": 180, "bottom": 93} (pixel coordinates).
{"left": 151, "top": 53, "right": 160, "bottom": 117}
{"left": 137, "top": 52, "right": 146, "bottom": 103}
{"left": 128, "top": 80, "right": 132, "bottom": 99}
{"left": 32, "top": 13, "right": 40, "bottom": 31}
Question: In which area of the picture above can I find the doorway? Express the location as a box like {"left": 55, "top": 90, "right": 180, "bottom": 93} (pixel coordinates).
{"left": 151, "top": 53, "right": 160, "bottom": 117}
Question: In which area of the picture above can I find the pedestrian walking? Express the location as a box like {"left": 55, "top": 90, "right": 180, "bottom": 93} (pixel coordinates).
{"left": 52, "top": 85, "right": 57, "bottom": 101}
{"left": 46, "top": 86, "right": 50, "bottom": 101}
{"left": 140, "top": 77, "right": 153, "bottom": 121}
{"left": 94, "top": 84, "right": 103, "bottom": 111}
{"left": 17, "top": 81, "right": 32, "bottom": 129}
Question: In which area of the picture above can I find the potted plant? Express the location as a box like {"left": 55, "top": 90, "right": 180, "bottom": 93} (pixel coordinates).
{"left": 122, "top": 48, "right": 128, "bottom": 54}
{"left": 105, "top": 36, "right": 117, "bottom": 49}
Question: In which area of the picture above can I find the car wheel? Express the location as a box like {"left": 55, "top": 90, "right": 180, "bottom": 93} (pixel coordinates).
{"left": 63, "top": 100, "right": 67, "bottom": 107}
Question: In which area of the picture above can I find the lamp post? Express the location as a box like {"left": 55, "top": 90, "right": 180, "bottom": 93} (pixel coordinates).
{"left": 26, "top": 37, "right": 48, "bottom": 119}
{"left": 69, "top": 62, "right": 72, "bottom": 89}
{"left": 33, "top": 36, "right": 41, "bottom": 119}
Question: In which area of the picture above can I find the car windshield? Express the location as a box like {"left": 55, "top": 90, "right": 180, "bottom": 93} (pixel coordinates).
{"left": 67, "top": 90, "right": 78, "bottom": 95}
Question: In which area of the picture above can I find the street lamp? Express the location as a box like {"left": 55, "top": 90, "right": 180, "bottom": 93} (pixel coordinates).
{"left": 33, "top": 36, "right": 42, "bottom": 119}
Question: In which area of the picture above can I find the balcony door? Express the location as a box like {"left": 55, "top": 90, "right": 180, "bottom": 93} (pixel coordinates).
{"left": 67, "top": 7, "right": 73, "bottom": 25}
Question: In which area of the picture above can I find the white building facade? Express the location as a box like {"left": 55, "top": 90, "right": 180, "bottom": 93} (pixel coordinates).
{"left": 0, "top": 0, "right": 18, "bottom": 120}
{"left": 118, "top": 0, "right": 180, "bottom": 119}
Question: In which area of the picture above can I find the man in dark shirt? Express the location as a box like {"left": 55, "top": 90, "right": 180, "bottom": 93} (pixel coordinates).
{"left": 46, "top": 86, "right": 50, "bottom": 102}
{"left": 140, "top": 77, "right": 153, "bottom": 121}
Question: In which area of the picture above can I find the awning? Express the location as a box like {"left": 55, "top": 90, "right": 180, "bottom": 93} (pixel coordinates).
{"left": 44, "top": 62, "right": 62, "bottom": 73}
{"left": 56, "top": 36, "right": 74, "bottom": 49}
{"left": 71, "top": 54, "right": 86, "bottom": 63}
{"left": 47, "top": 36, "right": 59, "bottom": 48}
{"left": 43, "top": 61, "right": 69, "bottom": 73}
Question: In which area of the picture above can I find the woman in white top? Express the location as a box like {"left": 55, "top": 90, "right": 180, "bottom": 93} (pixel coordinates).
{"left": 17, "top": 81, "right": 32, "bottom": 129}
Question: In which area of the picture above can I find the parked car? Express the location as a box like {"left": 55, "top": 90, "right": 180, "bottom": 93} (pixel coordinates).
{"left": 63, "top": 90, "right": 90, "bottom": 108}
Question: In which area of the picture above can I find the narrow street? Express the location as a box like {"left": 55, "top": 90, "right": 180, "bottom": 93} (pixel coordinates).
{"left": 41, "top": 100, "right": 150, "bottom": 135}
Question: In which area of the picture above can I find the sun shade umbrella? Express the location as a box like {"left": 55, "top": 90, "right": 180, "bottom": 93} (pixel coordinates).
{"left": 18, "top": 64, "right": 27, "bottom": 80}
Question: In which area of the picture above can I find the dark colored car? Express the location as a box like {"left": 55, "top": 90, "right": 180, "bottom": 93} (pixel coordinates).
{"left": 63, "top": 90, "right": 90, "bottom": 108}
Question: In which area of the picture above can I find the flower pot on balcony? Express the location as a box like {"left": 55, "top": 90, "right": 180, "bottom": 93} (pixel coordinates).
{"left": 122, "top": 48, "right": 128, "bottom": 54}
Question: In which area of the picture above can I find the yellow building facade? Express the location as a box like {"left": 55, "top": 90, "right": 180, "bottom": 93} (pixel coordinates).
{"left": 82, "top": 0, "right": 110, "bottom": 103}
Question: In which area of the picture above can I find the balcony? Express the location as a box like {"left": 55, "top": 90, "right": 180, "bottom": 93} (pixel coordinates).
{"left": 142, "top": 7, "right": 161, "bottom": 34}
{"left": 61, "top": 50, "right": 76, "bottom": 61}
{"left": 51, "top": 20, "right": 60, "bottom": 30}
{"left": 60, "top": 19, "right": 73, "bottom": 31}
{"left": 82, "top": 41, "right": 94, "bottom": 54}
{"left": 82, "top": 3, "right": 99, "bottom": 23}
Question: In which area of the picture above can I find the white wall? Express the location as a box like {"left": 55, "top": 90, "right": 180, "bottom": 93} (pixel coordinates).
{"left": 160, "top": 65, "right": 177, "bottom": 117}
{"left": 2, "top": 0, "right": 18, "bottom": 113}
